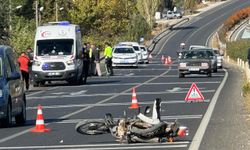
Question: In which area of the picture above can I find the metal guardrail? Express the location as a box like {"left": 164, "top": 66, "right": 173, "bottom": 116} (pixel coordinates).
{"left": 229, "top": 18, "right": 249, "bottom": 41}
{"left": 148, "top": 18, "right": 190, "bottom": 52}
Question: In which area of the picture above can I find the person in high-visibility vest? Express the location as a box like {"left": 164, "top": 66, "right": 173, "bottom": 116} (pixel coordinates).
{"left": 104, "top": 42, "right": 113, "bottom": 76}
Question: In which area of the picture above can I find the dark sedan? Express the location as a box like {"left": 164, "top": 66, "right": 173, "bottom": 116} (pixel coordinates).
{"left": 178, "top": 49, "right": 213, "bottom": 78}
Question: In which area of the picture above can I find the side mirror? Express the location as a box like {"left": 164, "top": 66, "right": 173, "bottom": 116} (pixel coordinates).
{"left": 7, "top": 72, "right": 21, "bottom": 81}
{"left": 144, "top": 106, "right": 151, "bottom": 115}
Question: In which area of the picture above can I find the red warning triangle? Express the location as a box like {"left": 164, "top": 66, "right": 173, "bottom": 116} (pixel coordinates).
{"left": 185, "top": 83, "right": 204, "bottom": 101}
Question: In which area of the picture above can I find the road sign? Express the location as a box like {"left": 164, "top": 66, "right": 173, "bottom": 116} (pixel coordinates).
{"left": 185, "top": 83, "right": 204, "bottom": 102}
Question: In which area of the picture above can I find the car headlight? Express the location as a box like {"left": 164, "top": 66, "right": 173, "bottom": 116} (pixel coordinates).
{"left": 66, "top": 60, "right": 74, "bottom": 65}
{"left": 33, "top": 60, "right": 41, "bottom": 66}
{"left": 179, "top": 63, "right": 186, "bottom": 67}
{"left": 201, "top": 63, "right": 208, "bottom": 67}
{"left": 131, "top": 56, "right": 137, "bottom": 59}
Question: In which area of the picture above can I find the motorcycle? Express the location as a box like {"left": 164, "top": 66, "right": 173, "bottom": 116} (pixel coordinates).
{"left": 75, "top": 98, "right": 188, "bottom": 143}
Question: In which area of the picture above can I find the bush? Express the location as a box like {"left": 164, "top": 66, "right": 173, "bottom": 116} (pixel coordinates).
{"left": 243, "top": 81, "right": 250, "bottom": 97}
{"left": 218, "top": 7, "right": 250, "bottom": 42}
{"left": 226, "top": 40, "right": 250, "bottom": 61}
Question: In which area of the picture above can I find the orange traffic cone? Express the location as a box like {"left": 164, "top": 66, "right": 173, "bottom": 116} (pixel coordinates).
{"left": 30, "top": 105, "right": 50, "bottom": 133}
{"left": 164, "top": 57, "right": 169, "bottom": 65}
{"left": 168, "top": 56, "right": 172, "bottom": 64}
{"left": 129, "top": 88, "right": 139, "bottom": 109}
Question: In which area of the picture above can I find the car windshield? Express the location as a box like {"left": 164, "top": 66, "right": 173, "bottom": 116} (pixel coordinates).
{"left": 114, "top": 48, "right": 134, "bottom": 53}
{"left": 0, "top": 57, "right": 2, "bottom": 77}
{"left": 36, "top": 39, "right": 74, "bottom": 56}
{"left": 184, "top": 50, "right": 210, "bottom": 59}
{"left": 133, "top": 46, "right": 140, "bottom": 51}
{"left": 140, "top": 47, "right": 147, "bottom": 51}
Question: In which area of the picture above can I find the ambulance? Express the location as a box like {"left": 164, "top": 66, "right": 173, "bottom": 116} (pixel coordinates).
{"left": 32, "top": 21, "right": 83, "bottom": 86}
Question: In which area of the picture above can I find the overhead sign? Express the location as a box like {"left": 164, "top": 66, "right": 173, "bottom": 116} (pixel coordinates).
{"left": 185, "top": 83, "right": 204, "bottom": 102}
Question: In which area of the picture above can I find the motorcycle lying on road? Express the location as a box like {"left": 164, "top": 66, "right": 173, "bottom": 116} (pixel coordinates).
{"left": 75, "top": 98, "right": 188, "bottom": 143}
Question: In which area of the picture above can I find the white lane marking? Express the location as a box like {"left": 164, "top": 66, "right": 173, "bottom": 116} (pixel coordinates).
{"left": 82, "top": 81, "right": 221, "bottom": 87}
{"left": 99, "top": 74, "right": 224, "bottom": 78}
{"left": 53, "top": 115, "right": 203, "bottom": 124}
{"left": 70, "top": 90, "right": 87, "bottom": 96}
{"left": 26, "top": 100, "right": 210, "bottom": 110}
{"left": 188, "top": 69, "right": 228, "bottom": 150}
{"left": 51, "top": 92, "right": 66, "bottom": 95}
{"left": 167, "top": 87, "right": 205, "bottom": 93}
{"left": 26, "top": 87, "right": 59, "bottom": 96}
{"left": 0, "top": 68, "right": 172, "bottom": 144}
{"left": 27, "top": 90, "right": 215, "bottom": 100}
{"left": 0, "top": 142, "right": 189, "bottom": 150}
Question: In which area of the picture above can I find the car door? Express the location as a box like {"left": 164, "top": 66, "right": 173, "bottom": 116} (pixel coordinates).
{"left": 6, "top": 50, "right": 23, "bottom": 113}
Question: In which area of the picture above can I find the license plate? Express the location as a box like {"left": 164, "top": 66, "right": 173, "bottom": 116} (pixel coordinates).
{"left": 189, "top": 68, "right": 199, "bottom": 71}
{"left": 120, "top": 59, "right": 128, "bottom": 63}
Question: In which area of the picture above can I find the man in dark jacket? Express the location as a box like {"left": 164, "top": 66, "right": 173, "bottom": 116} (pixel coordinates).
{"left": 82, "top": 49, "right": 90, "bottom": 84}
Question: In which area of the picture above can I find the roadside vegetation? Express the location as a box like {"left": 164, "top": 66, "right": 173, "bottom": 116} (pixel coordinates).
{"left": 217, "top": 6, "right": 250, "bottom": 101}
{"left": 0, "top": 0, "right": 220, "bottom": 54}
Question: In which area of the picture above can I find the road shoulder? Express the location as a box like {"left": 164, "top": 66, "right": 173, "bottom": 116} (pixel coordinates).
{"left": 200, "top": 63, "right": 250, "bottom": 150}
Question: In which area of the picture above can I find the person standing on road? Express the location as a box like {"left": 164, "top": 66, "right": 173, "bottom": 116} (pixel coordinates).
{"left": 89, "top": 44, "right": 96, "bottom": 76}
{"left": 82, "top": 49, "right": 90, "bottom": 84}
{"left": 18, "top": 51, "right": 31, "bottom": 91}
{"left": 177, "top": 43, "right": 186, "bottom": 58}
{"left": 104, "top": 42, "right": 113, "bottom": 76}
{"left": 93, "top": 45, "right": 102, "bottom": 76}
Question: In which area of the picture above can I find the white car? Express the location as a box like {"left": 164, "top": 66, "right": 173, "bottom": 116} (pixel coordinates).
{"left": 189, "top": 45, "right": 209, "bottom": 50}
{"left": 213, "top": 49, "right": 223, "bottom": 68}
{"left": 112, "top": 45, "right": 138, "bottom": 67}
{"left": 119, "top": 42, "right": 143, "bottom": 63}
{"left": 140, "top": 45, "right": 149, "bottom": 64}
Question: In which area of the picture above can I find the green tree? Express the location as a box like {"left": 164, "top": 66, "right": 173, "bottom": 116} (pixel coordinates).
{"left": 136, "top": 0, "right": 161, "bottom": 28}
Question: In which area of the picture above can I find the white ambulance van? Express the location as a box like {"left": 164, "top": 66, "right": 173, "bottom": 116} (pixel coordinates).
{"left": 32, "top": 21, "right": 83, "bottom": 86}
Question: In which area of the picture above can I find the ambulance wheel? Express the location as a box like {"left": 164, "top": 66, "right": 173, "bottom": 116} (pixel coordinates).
{"left": 33, "top": 81, "right": 39, "bottom": 87}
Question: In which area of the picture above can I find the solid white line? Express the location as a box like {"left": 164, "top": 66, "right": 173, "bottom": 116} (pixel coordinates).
{"left": 26, "top": 100, "right": 211, "bottom": 110}
{"left": 26, "top": 87, "right": 59, "bottom": 96}
{"left": 27, "top": 90, "right": 215, "bottom": 100}
{"left": 75, "top": 81, "right": 220, "bottom": 87}
{"left": 101, "top": 74, "right": 224, "bottom": 78}
{"left": 0, "top": 143, "right": 188, "bottom": 150}
{"left": 56, "top": 115, "right": 203, "bottom": 124}
{"left": 0, "top": 68, "right": 172, "bottom": 144}
{"left": 188, "top": 68, "right": 228, "bottom": 150}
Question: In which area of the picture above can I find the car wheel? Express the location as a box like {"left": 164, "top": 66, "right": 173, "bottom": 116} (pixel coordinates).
{"left": 15, "top": 97, "right": 26, "bottom": 125}
{"left": 0, "top": 102, "right": 12, "bottom": 127}
{"left": 207, "top": 72, "right": 212, "bottom": 77}
{"left": 33, "top": 81, "right": 39, "bottom": 87}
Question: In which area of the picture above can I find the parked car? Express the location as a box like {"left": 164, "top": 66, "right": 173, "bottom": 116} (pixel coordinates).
{"left": 178, "top": 49, "right": 213, "bottom": 78}
{"left": 140, "top": 45, "right": 149, "bottom": 64}
{"left": 162, "top": 11, "right": 182, "bottom": 19}
{"left": 112, "top": 45, "right": 138, "bottom": 68}
{"left": 189, "top": 45, "right": 218, "bottom": 72}
{"left": 213, "top": 49, "right": 223, "bottom": 68}
{"left": 0, "top": 45, "right": 26, "bottom": 127}
{"left": 119, "top": 42, "right": 143, "bottom": 63}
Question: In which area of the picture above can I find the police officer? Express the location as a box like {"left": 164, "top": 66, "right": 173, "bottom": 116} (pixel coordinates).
{"left": 104, "top": 42, "right": 113, "bottom": 76}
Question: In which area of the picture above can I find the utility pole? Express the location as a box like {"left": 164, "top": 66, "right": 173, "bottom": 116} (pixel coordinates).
{"left": 9, "top": 0, "right": 12, "bottom": 31}
{"left": 35, "top": 0, "right": 38, "bottom": 27}
{"left": 55, "top": 0, "right": 58, "bottom": 21}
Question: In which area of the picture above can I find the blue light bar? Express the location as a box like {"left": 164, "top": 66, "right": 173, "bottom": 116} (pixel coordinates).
{"left": 59, "top": 21, "right": 70, "bottom": 26}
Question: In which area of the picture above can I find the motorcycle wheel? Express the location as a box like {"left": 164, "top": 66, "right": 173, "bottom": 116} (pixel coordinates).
{"left": 75, "top": 120, "right": 109, "bottom": 135}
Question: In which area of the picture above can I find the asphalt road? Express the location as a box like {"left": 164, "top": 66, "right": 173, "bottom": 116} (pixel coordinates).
{"left": 0, "top": 0, "right": 250, "bottom": 150}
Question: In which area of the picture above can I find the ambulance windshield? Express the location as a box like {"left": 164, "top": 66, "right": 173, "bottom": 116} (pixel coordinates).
{"left": 37, "top": 39, "right": 74, "bottom": 56}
